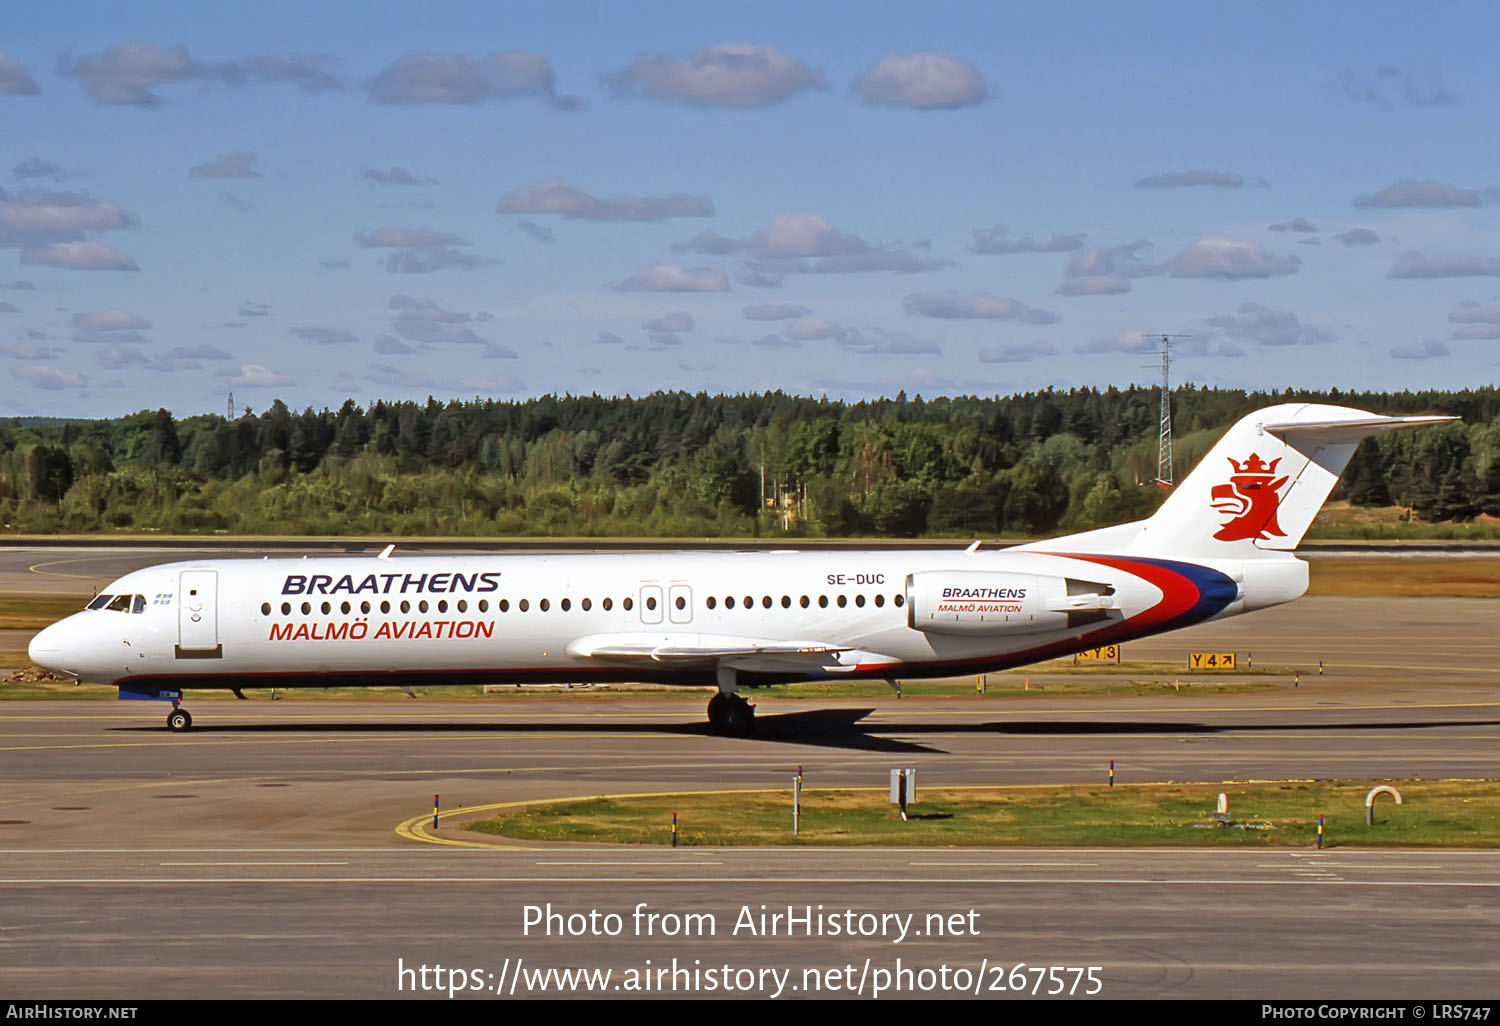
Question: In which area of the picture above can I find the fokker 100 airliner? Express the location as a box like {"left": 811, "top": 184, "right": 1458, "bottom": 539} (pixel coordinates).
{"left": 28, "top": 403, "right": 1449, "bottom": 734}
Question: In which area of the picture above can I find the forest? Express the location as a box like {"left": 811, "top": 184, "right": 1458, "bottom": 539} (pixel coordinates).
{"left": 2, "top": 386, "right": 1497, "bottom": 539}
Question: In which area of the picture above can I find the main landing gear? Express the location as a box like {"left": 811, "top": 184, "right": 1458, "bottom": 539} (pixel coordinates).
{"left": 167, "top": 702, "right": 193, "bottom": 732}
{"left": 707, "top": 667, "right": 755, "bottom": 737}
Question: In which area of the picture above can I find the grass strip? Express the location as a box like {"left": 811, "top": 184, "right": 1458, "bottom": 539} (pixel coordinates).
{"left": 466, "top": 779, "right": 1500, "bottom": 848}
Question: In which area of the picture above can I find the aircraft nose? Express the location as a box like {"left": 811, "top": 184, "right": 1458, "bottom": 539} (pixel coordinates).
{"left": 28, "top": 619, "right": 70, "bottom": 670}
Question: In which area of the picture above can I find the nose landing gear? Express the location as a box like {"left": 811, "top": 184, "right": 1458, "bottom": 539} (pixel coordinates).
{"left": 167, "top": 703, "right": 193, "bottom": 732}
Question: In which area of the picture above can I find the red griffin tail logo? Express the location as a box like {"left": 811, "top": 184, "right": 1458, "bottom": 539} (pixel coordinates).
{"left": 1209, "top": 453, "right": 1289, "bottom": 541}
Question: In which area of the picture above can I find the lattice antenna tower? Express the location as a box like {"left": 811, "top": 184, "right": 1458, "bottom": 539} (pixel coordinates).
{"left": 1144, "top": 334, "right": 1189, "bottom": 489}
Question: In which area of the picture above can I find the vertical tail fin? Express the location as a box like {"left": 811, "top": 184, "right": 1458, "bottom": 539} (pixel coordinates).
{"left": 1131, "top": 403, "right": 1453, "bottom": 559}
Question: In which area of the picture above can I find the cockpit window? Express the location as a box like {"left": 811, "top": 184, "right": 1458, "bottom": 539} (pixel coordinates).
{"left": 105, "top": 594, "right": 132, "bottom": 612}
{"left": 87, "top": 594, "right": 112, "bottom": 610}
{"left": 132, "top": 595, "right": 147, "bottom": 614}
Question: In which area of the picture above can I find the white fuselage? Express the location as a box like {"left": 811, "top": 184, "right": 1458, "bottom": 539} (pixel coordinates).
{"left": 27, "top": 547, "right": 1305, "bottom": 695}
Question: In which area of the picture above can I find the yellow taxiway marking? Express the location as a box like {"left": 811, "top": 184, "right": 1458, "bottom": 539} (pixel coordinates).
{"left": 25, "top": 559, "right": 113, "bottom": 581}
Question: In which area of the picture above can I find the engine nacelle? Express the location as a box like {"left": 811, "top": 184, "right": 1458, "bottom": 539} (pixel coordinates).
{"left": 905, "top": 571, "right": 1117, "bottom": 636}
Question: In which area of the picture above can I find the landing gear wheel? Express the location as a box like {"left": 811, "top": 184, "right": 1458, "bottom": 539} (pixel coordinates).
{"left": 167, "top": 708, "right": 192, "bottom": 732}
{"left": 706, "top": 693, "right": 727, "bottom": 731}
{"left": 720, "top": 696, "right": 755, "bottom": 737}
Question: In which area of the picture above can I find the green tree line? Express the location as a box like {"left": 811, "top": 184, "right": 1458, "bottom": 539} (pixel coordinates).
{"left": 2, "top": 386, "right": 1498, "bottom": 538}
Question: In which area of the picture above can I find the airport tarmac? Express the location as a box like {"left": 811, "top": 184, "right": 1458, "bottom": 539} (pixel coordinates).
{"left": 0, "top": 542, "right": 1496, "bottom": 999}
{"left": 0, "top": 685, "right": 1495, "bottom": 999}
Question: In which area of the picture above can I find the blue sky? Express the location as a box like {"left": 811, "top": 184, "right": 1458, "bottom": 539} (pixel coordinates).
{"left": 3, "top": 1, "right": 1499, "bottom": 417}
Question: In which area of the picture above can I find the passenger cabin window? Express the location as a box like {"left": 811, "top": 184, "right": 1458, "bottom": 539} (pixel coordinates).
{"left": 87, "top": 594, "right": 112, "bottom": 610}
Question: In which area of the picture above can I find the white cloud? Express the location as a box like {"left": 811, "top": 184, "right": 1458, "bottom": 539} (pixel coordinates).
{"left": 0, "top": 52, "right": 40, "bottom": 96}
{"left": 59, "top": 40, "right": 243, "bottom": 107}
{"left": 1269, "top": 218, "right": 1318, "bottom": 233}
{"left": 748, "top": 333, "right": 801, "bottom": 349}
{"left": 291, "top": 326, "right": 357, "bottom": 345}
{"left": 0, "top": 342, "right": 60, "bottom": 359}
{"left": 853, "top": 52, "right": 986, "bottom": 109}
{"left": 1208, "top": 302, "right": 1335, "bottom": 347}
{"left": 970, "top": 226, "right": 1083, "bottom": 254}
{"left": 616, "top": 263, "right": 729, "bottom": 292}
{"left": 1450, "top": 302, "right": 1500, "bottom": 324}
{"left": 57, "top": 41, "right": 343, "bottom": 107}
{"left": 366, "top": 51, "right": 565, "bottom": 106}
{"left": 903, "top": 292, "right": 1058, "bottom": 323}
{"left": 753, "top": 212, "right": 867, "bottom": 258}
{"left": 979, "top": 341, "right": 1057, "bottom": 363}
{"left": 229, "top": 362, "right": 292, "bottom": 387}
{"left": 72, "top": 309, "right": 149, "bottom": 333}
{"left": 516, "top": 221, "right": 555, "bottom": 243}
{"left": 189, "top": 151, "right": 261, "bottom": 179}
{"left": 17, "top": 364, "right": 84, "bottom": 389}
{"left": 1056, "top": 275, "right": 1131, "bottom": 296}
{"left": 379, "top": 246, "right": 482, "bottom": 273}
{"left": 499, "top": 180, "right": 712, "bottom": 221}
{"left": 836, "top": 328, "right": 940, "bottom": 355}
{"left": 1450, "top": 325, "right": 1500, "bottom": 340}
{"left": 355, "top": 226, "right": 480, "bottom": 274}
{"left": 355, "top": 226, "right": 469, "bottom": 248}
{"left": 743, "top": 303, "right": 810, "bottom": 321}
{"left": 374, "top": 335, "right": 415, "bottom": 355}
{"left": 1078, "top": 331, "right": 1158, "bottom": 354}
{"left": 389, "top": 295, "right": 486, "bottom": 344}
{"left": 169, "top": 344, "right": 233, "bottom": 361}
{"left": 1388, "top": 251, "right": 1500, "bottom": 279}
{"left": 786, "top": 315, "right": 843, "bottom": 340}
{"left": 672, "top": 230, "right": 743, "bottom": 255}
{"left": 0, "top": 190, "right": 135, "bottom": 241}
{"left": 362, "top": 167, "right": 429, "bottom": 187}
{"left": 741, "top": 213, "right": 949, "bottom": 275}
{"left": 735, "top": 266, "right": 782, "bottom": 288}
{"left": 602, "top": 42, "right": 824, "bottom": 108}
{"left": 1166, "top": 237, "right": 1299, "bottom": 279}
{"left": 1056, "top": 240, "right": 1157, "bottom": 295}
{"left": 1390, "top": 340, "right": 1449, "bottom": 360}
{"left": 244, "top": 55, "right": 341, "bottom": 95}
{"left": 1136, "top": 170, "right": 1249, "bottom": 189}
{"left": 644, "top": 311, "right": 694, "bottom": 333}
{"left": 1354, "top": 179, "right": 1480, "bottom": 208}
{"left": 12, "top": 158, "right": 63, "bottom": 180}
{"left": 23, "top": 241, "right": 138, "bottom": 270}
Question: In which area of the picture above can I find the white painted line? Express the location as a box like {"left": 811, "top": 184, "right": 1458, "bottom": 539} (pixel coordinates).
{"left": 908, "top": 861, "right": 1099, "bottom": 867}
{"left": 534, "top": 860, "right": 724, "bottom": 866}
{"left": 158, "top": 861, "right": 351, "bottom": 866}
{"left": 0, "top": 877, "right": 1493, "bottom": 887}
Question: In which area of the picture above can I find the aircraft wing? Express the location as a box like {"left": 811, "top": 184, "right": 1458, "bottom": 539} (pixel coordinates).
{"left": 566, "top": 633, "right": 849, "bottom": 665}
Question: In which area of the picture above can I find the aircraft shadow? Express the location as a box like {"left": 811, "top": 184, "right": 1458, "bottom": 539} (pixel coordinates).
{"left": 110, "top": 711, "right": 1496, "bottom": 755}
{"left": 111, "top": 707, "right": 943, "bottom": 754}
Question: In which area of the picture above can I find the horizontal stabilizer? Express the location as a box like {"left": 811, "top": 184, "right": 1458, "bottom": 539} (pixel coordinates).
{"left": 1260, "top": 414, "right": 1455, "bottom": 444}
